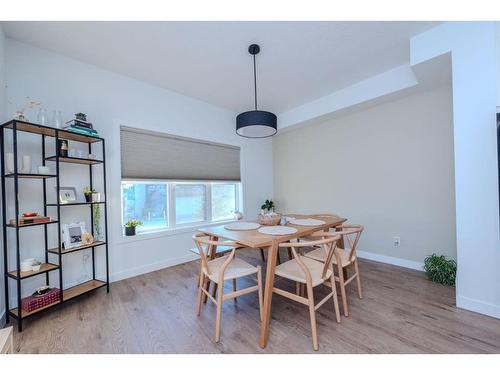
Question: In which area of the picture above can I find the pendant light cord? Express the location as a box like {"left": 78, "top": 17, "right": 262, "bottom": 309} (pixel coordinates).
{"left": 253, "top": 54, "right": 258, "bottom": 110}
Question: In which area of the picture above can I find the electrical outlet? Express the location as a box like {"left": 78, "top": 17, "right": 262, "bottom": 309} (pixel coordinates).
{"left": 393, "top": 236, "right": 401, "bottom": 247}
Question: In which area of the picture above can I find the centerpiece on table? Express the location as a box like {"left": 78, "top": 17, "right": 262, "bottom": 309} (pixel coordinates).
{"left": 257, "top": 199, "right": 281, "bottom": 226}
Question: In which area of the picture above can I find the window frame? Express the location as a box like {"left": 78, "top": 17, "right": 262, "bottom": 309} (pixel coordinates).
{"left": 121, "top": 179, "right": 242, "bottom": 236}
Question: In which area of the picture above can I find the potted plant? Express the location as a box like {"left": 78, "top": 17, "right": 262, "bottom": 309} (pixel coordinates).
{"left": 261, "top": 199, "right": 275, "bottom": 213}
{"left": 423, "top": 253, "right": 457, "bottom": 286}
{"left": 75, "top": 112, "right": 87, "bottom": 122}
{"left": 83, "top": 186, "right": 95, "bottom": 202}
{"left": 124, "top": 219, "right": 143, "bottom": 236}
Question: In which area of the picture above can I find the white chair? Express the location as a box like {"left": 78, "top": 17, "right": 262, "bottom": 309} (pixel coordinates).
{"left": 303, "top": 225, "right": 364, "bottom": 317}
{"left": 193, "top": 234, "right": 263, "bottom": 343}
{"left": 272, "top": 234, "right": 341, "bottom": 350}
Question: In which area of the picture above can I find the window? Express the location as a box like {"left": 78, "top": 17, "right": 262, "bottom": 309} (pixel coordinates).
{"left": 211, "top": 183, "right": 237, "bottom": 221}
{"left": 175, "top": 184, "right": 206, "bottom": 224}
{"left": 122, "top": 182, "right": 168, "bottom": 231}
{"left": 121, "top": 181, "right": 241, "bottom": 234}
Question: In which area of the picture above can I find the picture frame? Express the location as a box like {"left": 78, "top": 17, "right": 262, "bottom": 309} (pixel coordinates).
{"left": 62, "top": 222, "right": 87, "bottom": 249}
{"left": 57, "top": 186, "right": 77, "bottom": 204}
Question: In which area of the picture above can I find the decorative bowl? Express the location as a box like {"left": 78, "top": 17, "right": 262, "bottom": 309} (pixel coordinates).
{"left": 257, "top": 213, "right": 281, "bottom": 226}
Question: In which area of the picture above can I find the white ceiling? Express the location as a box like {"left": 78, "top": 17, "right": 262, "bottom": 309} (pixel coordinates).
{"left": 2, "top": 21, "right": 439, "bottom": 113}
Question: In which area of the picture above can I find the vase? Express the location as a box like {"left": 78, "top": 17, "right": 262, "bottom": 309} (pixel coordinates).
{"left": 91, "top": 192, "right": 101, "bottom": 202}
{"left": 125, "top": 226, "right": 136, "bottom": 236}
{"left": 6, "top": 153, "right": 14, "bottom": 173}
{"left": 20, "top": 155, "right": 32, "bottom": 173}
{"left": 84, "top": 193, "right": 92, "bottom": 203}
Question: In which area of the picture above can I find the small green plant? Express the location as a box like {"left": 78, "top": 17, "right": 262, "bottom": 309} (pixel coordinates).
{"left": 125, "top": 219, "right": 143, "bottom": 228}
{"left": 83, "top": 186, "right": 96, "bottom": 195}
{"left": 424, "top": 254, "right": 457, "bottom": 286}
{"left": 261, "top": 199, "right": 275, "bottom": 212}
{"left": 75, "top": 112, "right": 87, "bottom": 121}
{"left": 93, "top": 204, "right": 101, "bottom": 240}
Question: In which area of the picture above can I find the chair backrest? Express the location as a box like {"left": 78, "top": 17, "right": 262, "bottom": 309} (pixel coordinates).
{"left": 310, "top": 213, "right": 340, "bottom": 218}
{"left": 192, "top": 234, "right": 241, "bottom": 276}
{"left": 335, "top": 224, "right": 363, "bottom": 262}
{"left": 279, "top": 234, "right": 340, "bottom": 282}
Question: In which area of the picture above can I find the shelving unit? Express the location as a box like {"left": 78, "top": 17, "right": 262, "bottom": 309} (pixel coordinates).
{"left": 1, "top": 119, "right": 109, "bottom": 331}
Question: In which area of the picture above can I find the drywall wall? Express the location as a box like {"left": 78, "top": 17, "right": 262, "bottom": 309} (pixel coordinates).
{"left": 1, "top": 39, "right": 273, "bottom": 311}
{"left": 411, "top": 22, "right": 500, "bottom": 319}
{"left": 273, "top": 86, "right": 456, "bottom": 265}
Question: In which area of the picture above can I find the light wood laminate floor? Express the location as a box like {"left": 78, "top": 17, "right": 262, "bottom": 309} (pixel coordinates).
{"left": 8, "top": 249, "right": 500, "bottom": 353}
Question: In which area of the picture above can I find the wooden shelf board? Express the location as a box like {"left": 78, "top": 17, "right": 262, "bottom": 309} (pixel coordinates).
{"left": 48, "top": 241, "right": 106, "bottom": 255}
{"left": 8, "top": 263, "right": 59, "bottom": 279}
{"left": 45, "top": 156, "right": 103, "bottom": 165}
{"left": 2, "top": 120, "right": 102, "bottom": 143}
{"left": 4, "top": 173, "right": 56, "bottom": 179}
{"left": 10, "top": 300, "right": 61, "bottom": 318}
{"left": 6, "top": 220, "right": 58, "bottom": 228}
{"left": 46, "top": 201, "right": 106, "bottom": 207}
{"left": 63, "top": 280, "right": 106, "bottom": 301}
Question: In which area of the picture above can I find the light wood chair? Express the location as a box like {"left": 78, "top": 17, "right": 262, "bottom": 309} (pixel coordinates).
{"left": 303, "top": 225, "right": 364, "bottom": 317}
{"left": 193, "top": 234, "right": 263, "bottom": 343}
{"left": 272, "top": 234, "right": 341, "bottom": 350}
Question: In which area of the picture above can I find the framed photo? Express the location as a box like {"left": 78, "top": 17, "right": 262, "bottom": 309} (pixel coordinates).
{"left": 57, "top": 186, "right": 77, "bottom": 204}
{"left": 62, "top": 222, "right": 87, "bottom": 249}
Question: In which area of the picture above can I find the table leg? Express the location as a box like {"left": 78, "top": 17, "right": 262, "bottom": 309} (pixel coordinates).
{"left": 203, "top": 235, "right": 218, "bottom": 304}
{"left": 259, "top": 239, "right": 279, "bottom": 349}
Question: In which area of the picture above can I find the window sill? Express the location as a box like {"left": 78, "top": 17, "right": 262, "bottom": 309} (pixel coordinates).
{"left": 116, "top": 219, "right": 236, "bottom": 244}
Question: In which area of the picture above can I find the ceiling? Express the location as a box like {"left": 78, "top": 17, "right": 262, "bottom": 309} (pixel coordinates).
{"left": 2, "top": 21, "right": 439, "bottom": 113}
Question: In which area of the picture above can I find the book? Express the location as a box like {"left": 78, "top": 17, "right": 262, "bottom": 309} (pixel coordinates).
{"left": 10, "top": 216, "right": 51, "bottom": 226}
{"left": 65, "top": 119, "right": 93, "bottom": 129}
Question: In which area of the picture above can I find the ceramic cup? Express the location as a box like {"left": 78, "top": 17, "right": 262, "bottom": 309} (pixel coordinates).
{"left": 20, "top": 155, "right": 32, "bottom": 173}
{"left": 38, "top": 166, "right": 51, "bottom": 175}
{"left": 6, "top": 153, "right": 14, "bottom": 173}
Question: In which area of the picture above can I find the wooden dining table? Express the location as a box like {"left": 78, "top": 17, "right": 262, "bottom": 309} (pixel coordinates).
{"left": 198, "top": 214, "right": 347, "bottom": 349}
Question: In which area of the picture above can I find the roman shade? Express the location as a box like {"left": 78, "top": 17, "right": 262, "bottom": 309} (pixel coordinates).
{"left": 120, "top": 127, "right": 241, "bottom": 181}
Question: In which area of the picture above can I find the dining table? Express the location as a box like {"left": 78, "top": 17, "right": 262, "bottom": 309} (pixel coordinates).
{"left": 197, "top": 213, "right": 347, "bottom": 349}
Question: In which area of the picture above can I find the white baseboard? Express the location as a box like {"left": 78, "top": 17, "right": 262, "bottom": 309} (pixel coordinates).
{"left": 357, "top": 250, "right": 424, "bottom": 271}
{"left": 109, "top": 253, "right": 199, "bottom": 283}
{"left": 456, "top": 295, "right": 500, "bottom": 319}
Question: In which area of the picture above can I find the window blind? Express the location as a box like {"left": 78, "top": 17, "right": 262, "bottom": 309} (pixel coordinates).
{"left": 120, "top": 127, "right": 241, "bottom": 181}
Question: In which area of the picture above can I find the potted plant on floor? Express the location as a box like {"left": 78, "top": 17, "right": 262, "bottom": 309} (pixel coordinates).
{"left": 124, "top": 219, "right": 143, "bottom": 236}
{"left": 423, "top": 253, "right": 457, "bottom": 286}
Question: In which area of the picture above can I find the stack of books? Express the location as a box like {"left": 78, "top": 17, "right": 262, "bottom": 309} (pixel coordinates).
{"left": 10, "top": 215, "right": 52, "bottom": 226}
{"left": 64, "top": 119, "right": 99, "bottom": 137}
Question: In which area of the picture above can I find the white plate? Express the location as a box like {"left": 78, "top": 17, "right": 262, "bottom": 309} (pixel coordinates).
{"left": 224, "top": 222, "right": 261, "bottom": 231}
{"left": 258, "top": 226, "right": 298, "bottom": 236}
{"left": 289, "top": 218, "right": 326, "bottom": 226}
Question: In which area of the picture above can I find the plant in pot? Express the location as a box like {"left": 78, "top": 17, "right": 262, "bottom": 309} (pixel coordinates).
{"left": 83, "top": 186, "right": 96, "bottom": 203}
{"left": 75, "top": 112, "right": 87, "bottom": 122}
{"left": 424, "top": 253, "right": 457, "bottom": 286}
{"left": 260, "top": 199, "right": 275, "bottom": 213}
{"left": 124, "top": 219, "right": 143, "bottom": 236}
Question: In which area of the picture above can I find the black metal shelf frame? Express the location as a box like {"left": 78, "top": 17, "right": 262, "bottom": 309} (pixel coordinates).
{"left": 1, "top": 119, "right": 110, "bottom": 331}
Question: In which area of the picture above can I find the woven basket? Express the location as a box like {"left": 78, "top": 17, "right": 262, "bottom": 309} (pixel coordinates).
{"left": 257, "top": 214, "right": 281, "bottom": 226}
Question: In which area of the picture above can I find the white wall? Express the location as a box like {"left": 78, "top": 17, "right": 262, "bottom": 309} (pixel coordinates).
{"left": 412, "top": 22, "right": 500, "bottom": 318}
{"left": 1, "top": 39, "right": 273, "bottom": 310}
{"left": 273, "top": 86, "right": 456, "bottom": 268}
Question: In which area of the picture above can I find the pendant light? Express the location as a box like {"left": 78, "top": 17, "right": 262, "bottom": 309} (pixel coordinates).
{"left": 236, "top": 44, "right": 277, "bottom": 138}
